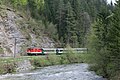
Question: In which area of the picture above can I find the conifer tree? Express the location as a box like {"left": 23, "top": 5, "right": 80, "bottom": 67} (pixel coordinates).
{"left": 107, "top": 0, "right": 120, "bottom": 68}
{"left": 88, "top": 4, "right": 112, "bottom": 77}
{"left": 65, "top": 2, "right": 77, "bottom": 45}
{"left": 55, "top": 0, "right": 65, "bottom": 41}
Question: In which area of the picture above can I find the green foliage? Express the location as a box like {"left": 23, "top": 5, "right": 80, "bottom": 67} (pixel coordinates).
{"left": 28, "top": 49, "right": 86, "bottom": 68}
{"left": 65, "top": 2, "right": 77, "bottom": 44}
{"left": 30, "top": 57, "right": 51, "bottom": 67}
{"left": 11, "top": 0, "right": 28, "bottom": 7}
{"left": 1, "top": 0, "right": 113, "bottom": 47}
{"left": 88, "top": 0, "right": 120, "bottom": 79}
{"left": 59, "top": 55, "right": 69, "bottom": 64}
{"left": 0, "top": 47, "right": 4, "bottom": 54}
{"left": 45, "top": 22, "right": 58, "bottom": 40}
{"left": 0, "top": 61, "right": 16, "bottom": 74}
{"left": 0, "top": 53, "right": 91, "bottom": 75}
{"left": 88, "top": 17, "right": 111, "bottom": 78}
{"left": 28, "top": 0, "right": 44, "bottom": 18}
{"left": 47, "top": 54, "right": 61, "bottom": 65}
{"left": 63, "top": 45, "right": 80, "bottom": 63}
{"left": 1, "top": 1, "right": 118, "bottom": 79}
{"left": 34, "top": 0, "right": 44, "bottom": 10}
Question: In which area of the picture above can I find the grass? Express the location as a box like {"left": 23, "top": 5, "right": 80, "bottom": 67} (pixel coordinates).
{"left": 0, "top": 52, "right": 90, "bottom": 74}
{"left": 29, "top": 52, "right": 90, "bottom": 68}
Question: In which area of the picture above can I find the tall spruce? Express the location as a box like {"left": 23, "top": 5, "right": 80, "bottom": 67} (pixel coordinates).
{"left": 107, "top": 0, "right": 120, "bottom": 70}
{"left": 88, "top": 0, "right": 120, "bottom": 78}
{"left": 88, "top": 3, "right": 112, "bottom": 77}
{"left": 55, "top": 0, "right": 65, "bottom": 41}
{"left": 65, "top": 2, "right": 77, "bottom": 46}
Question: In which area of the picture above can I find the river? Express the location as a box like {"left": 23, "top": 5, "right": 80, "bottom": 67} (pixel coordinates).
{"left": 0, "top": 63, "right": 106, "bottom": 80}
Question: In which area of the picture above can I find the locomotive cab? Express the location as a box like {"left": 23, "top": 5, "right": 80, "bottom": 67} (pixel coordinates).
{"left": 27, "top": 48, "right": 44, "bottom": 55}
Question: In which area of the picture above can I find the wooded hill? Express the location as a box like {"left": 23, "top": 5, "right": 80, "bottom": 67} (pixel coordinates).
{"left": 0, "top": 0, "right": 114, "bottom": 47}
{"left": 1, "top": 0, "right": 120, "bottom": 80}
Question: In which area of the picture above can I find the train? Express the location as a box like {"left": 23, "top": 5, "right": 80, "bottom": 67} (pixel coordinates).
{"left": 27, "top": 48, "right": 44, "bottom": 55}
{"left": 26, "top": 48, "right": 63, "bottom": 55}
{"left": 26, "top": 48, "right": 88, "bottom": 55}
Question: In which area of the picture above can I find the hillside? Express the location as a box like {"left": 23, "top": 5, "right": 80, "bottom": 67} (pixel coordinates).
{"left": 0, "top": 5, "right": 54, "bottom": 56}
{"left": 0, "top": 0, "right": 120, "bottom": 79}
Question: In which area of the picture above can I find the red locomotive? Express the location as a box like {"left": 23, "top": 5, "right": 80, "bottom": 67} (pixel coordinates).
{"left": 27, "top": 48, "right": 44, "bottom": 55}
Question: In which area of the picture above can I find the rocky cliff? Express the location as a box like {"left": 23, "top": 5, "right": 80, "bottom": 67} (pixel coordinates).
{"left": 0, "top": 5, "right": 54, "bottom": 56}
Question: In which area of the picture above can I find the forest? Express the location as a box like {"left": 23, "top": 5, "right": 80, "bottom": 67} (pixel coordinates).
{"left": 0, "top": 0, "right": 120, "bottom": 80}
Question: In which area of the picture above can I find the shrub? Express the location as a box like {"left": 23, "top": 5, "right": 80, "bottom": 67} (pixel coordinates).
{"left": 60, "top": 55, "right": 69, "bottom": 64}
{"left": 64, "top": 45, "right": 80, "bottom": 63}
{"left": 30, "top": 57, "right": 51, "bottom": 67}
{"left": 0, "top": 62, "right": 16, "bottom": 74}
{"left": 47, "top": 54, "right": 61, "bottom": 65}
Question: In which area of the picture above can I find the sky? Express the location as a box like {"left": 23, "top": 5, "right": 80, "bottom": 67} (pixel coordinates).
{"left": 107, "top": 0, "right": 116, "bottom": 4}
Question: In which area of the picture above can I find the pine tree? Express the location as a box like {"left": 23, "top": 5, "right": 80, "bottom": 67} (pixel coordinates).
{"left": 68, "top": 0, "right": 80, "bottom": 19}
{"left": 43, "top": 0, "right": 59, "bottom": 23}
{"left": 107, "top": 0, "right": 120, "bottom": 69}
{"left": 65, "top": 2, "right": 77, "bottom": 45}
{"left": 88, "top": 0, "right": 120, "bottom": 78}
{"left": 88, "top": 4, "right": 112, "bottom": 77}
{"left": 55, "top": 0, "right": 65, "bottom": 41}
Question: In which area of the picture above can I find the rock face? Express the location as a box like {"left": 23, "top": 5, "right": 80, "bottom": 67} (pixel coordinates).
{"left": 0, "top": 6, "right": 54, "bottom": 56}
{"left": 0, "top": 8, "right": 25, "bottom": 56}
{"left": 16, "top": 60, "right": 34, "bottom": 72}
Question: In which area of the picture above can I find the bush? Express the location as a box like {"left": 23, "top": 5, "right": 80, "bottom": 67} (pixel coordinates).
{"left": 30, "top": 52, "right": 83, "bottom": 68}
{"left": 64, "top": 45, "right": 80, "bottom": 63}
{"left": 30, "top": 57, "right": 51, "bottom": 67}
{"left": 47, "top": 54, "right": 61, "bottom": 65}
{"left": 111, "top": 71, "right": 120, "bottom": 80}
{"left": 0, "top": 62, "right": 16, "bottom": 74}
{"left": 60, "top": 55, "right": 69, "bottom": 64}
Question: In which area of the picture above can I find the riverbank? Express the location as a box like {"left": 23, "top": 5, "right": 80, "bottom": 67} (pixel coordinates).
{"left": 0, "top": 63, "right": 106, "bottom": 80}
{"left": 0, "top": 57, "right": 34, "bottom": 74}
{"left": 0, "top": 52, "right": 90, "bottom": 74}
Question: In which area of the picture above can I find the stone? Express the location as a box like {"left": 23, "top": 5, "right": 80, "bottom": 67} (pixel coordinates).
{"left": 16, "top": 60, "right": 34, "bottom": 72}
